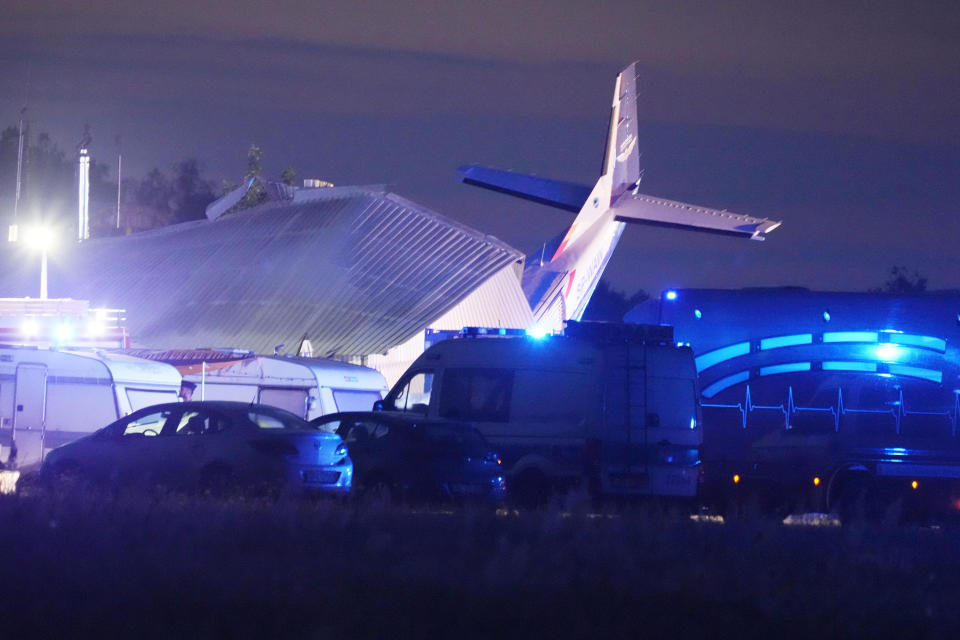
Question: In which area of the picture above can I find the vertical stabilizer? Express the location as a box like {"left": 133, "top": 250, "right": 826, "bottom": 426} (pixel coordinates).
{"left": 603, "top": 62, "right": 641, "bottom": 201}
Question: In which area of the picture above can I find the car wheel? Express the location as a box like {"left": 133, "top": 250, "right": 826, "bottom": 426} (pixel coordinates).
{"left": 49, "top": 460, "right": 86, "bottom": 486}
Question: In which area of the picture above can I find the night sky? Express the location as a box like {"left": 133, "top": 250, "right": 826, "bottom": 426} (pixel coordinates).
{"left": 4, "top": 1, "right": 959, "bottom": 297}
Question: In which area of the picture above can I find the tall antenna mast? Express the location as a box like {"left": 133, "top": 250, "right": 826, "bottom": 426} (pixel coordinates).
{"left": 77, "top": 124, "right": 92, "bottom": 242}
{"left": 115, "top": 134, "right": 122, "bottom": 230}
{"left": 12, "top": 107, "right": 26, "bottom": 240}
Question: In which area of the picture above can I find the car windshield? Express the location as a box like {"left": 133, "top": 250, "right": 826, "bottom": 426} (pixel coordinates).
{"left": 248, "top": 406, "right": 313, "bottom": 430}
{"left": 422, "top": 423, "right": 488, "bottom": 455}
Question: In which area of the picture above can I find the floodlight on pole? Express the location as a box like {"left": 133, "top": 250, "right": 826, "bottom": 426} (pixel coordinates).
{"left": 25, "top": 226, "right": 55, "bottom": 300}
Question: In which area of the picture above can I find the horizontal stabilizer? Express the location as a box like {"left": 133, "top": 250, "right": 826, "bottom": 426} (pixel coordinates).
{"left": 612, "top": 191, "right": 781, "bottom": 240}
{"left": 458, "top": 165, "right": 591, "bottom": 213}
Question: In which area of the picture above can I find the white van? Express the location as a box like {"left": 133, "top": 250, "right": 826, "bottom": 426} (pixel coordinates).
{"left": 380, "top": 322, "right": 702, "bottom": 503}
{"left": 183, "top": 355, "right": 389, "bottom": 420}
{"left": 0, "top": 347, "right": 182, "bottom": 469}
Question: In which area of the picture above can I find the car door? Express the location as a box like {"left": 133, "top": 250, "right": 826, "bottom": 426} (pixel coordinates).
{"left": 162, "top": 408, "right": 234, "bottom": 486}
{"left": 106, "top": 406, "right": 183, "bottom": 485}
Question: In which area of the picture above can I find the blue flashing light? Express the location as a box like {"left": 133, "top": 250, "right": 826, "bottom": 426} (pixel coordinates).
{"left": 883, "top": 447, "right": 909, "bottom": 456}
{"left": 875, "top": 343, "right": 902, "bottom": 362}
{"left": 822, "top": 311, "right": 831, "bottom": 322}
{"left": 665, "top": 290, "right": 678, "bottom": 301}
{"left": 759, "top": 362, "right": 811, "bottom": 376}
{"left": 694, "top": 309, "right": 702, "bottom": 319}
{"left": 689, "top": 417, "right": 697, "bottom": 430}
{"left": 525, "top": 326, "right": 548, "bottom": 340}
{"left": 887, "top": 333, "right": 947, "bottom": 353}
{"left": 822, "top": 361, "right": 877, "bottom": 372}
{"left": 823, "top": 331, "right": 878, "bottom": 344}
{"left": 888, "top": 364, "right": 943, "bottom": 383}
{"left": 760, "top": 333, "right": 813, "bottom": 350}
{"left": 694, "top": 341, "right": 751, "bottom": 372}
{"left": 702, "top": 371, "right": 750, "bottom": 398}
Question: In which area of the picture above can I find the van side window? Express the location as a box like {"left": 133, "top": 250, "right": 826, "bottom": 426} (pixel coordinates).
{"left": 388, "top": 372, "right": 434, "bottom": 413}
{"left": 439, "top": 368, "right": 513, "bottom": 423}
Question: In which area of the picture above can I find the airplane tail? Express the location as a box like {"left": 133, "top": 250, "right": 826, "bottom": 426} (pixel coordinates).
{"left": 459, "top": 61, "right": 781, "bottom": 326}
{"left": 602, "top": 61, "right": 641, "bottom": 203}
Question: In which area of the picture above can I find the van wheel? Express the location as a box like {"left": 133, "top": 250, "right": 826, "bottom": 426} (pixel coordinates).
{"left": 512, "top": 469, "right": 549, "bottom": 509}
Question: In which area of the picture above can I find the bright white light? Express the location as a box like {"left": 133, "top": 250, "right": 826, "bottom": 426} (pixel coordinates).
{"left": 665, "top": 290, "right": 678, "bottom": 301}
{"left": 54, "top": 324, "right": 73, "bottom": 343}
{"left": 21, "top": 320, "right": 38, "bottom": 338}
{"left": 24, "top": 226, "right": 55, "bottom": 252}
{"left": 86, "top": 320, "right": 103, "bottom": 337}
{"left": 876, "top": 343, "right": 902, "bottom": 362}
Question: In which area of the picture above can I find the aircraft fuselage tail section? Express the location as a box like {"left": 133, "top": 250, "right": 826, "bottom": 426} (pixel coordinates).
{"left": 460, "top": 60, "right": 782, "bottom": 328}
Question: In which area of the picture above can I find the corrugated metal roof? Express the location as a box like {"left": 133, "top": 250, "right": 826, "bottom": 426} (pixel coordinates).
{"left": 0, "top": 186, "right": 524, "bottom": 357}
{"left": 428, "top": 265, "right": 533, "bottom": 332}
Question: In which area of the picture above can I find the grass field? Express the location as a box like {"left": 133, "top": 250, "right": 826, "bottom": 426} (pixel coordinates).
{"left": 1, "top": 486, "right": 958, "bottom": 638}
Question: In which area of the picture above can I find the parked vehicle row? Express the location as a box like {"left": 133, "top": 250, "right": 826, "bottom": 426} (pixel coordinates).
{"left": 36, "top": 401, "right": 507, "bottom": 503}
{"left": 20, "top": 321, "right": 703, "bottom": 509}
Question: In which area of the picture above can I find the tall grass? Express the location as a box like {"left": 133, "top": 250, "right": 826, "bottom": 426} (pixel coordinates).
{"left": 0, "top": 486, "right": 957, "bottom": 638}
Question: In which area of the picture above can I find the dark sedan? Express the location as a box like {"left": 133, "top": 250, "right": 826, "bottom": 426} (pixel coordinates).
{"left": 41, "top": 401, "right": 352, "bottom": 494}
{"left": 311, "top": 411, "right": 506, "bottom": 503}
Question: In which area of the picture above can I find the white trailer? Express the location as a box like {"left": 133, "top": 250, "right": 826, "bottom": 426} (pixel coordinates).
{"left": 183, "top": 355, "right": 388, "bottom": 420}
{"left": 0, "top": 347, "right": 181, "bottom": 469}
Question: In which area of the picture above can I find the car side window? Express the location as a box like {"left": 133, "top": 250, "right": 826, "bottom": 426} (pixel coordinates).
{"left": 314, "top": 419, "right": 341, "bottom": 434}
{"left": 121, "top": 409, "right": 174, "bottom": 437}
{"left": 248, "top": 409, "right": 309, "bottom": 430}
{"left": 173, "top": 411, "right": 229, "bottom": 436}
{"left": 342, "top": 423, "right": 370, "bottom": 444}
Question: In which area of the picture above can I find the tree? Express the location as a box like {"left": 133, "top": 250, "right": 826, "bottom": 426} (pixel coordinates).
{"left": 582, "top": 280, "right": 649, "bottom": 322}
{"left": 877, "top": 266, "right": 927, "bottom": 294}
{"left": 170, "top": 158, "right": 215, "bottom": 222}
{"left": 280, "top": 166, "right": 297, "bottom": 187}
{"left": 239, "top": 144, "right": 265, "bottom": 209}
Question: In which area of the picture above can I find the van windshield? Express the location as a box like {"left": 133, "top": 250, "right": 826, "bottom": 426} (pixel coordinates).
{"left": 387, "top": 372, "right": 434, "bottom": 413}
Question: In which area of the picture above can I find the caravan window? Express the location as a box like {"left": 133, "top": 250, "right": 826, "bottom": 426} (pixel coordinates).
{"left": 259, "top": 388, "right": 308, "bottom": 418}
{"left": 332, "top": 389, "right": 383, "bottom": 412}
{"left": 387, "top": 372, "right": 434, "bottom": 413}
{"left": 45, "top": 383, "right": 116, "bottom": 433}
{"left": 439, "top": 368, "right": 513, "bottom": 423}
{"left": 127, "top": 388, "right": 179, "bottom": 412}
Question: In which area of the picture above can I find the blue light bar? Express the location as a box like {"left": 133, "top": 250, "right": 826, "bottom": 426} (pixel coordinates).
{"left": 694, "top": 341, "right": 751, "bottom": 372}
{"left": 888, "top": 364, "right": 943, "bottom": 383}
{"left": 887, "top": 333, "right": 947, "bottom": 353}
{"left": 702, "top": 371, "right": 750, "bottom": 398}
{"left": 760, "top": 334, "right": 812, "bottom": 350}
{"left": 823, "top": 331, "right": 878, "bottom": 343}
{"left": 759, "top": 362, "right": 811, "bottom": 376}
{"left": 822, "top": 361, "right": 877, "bottom": 372}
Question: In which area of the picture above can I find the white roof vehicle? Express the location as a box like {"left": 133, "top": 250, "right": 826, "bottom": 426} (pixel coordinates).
{"left": 0, "top": 346, "right": 181, "bottom": 469}
{"left": 169, "top": 353, "right": 389, "bottom": 420}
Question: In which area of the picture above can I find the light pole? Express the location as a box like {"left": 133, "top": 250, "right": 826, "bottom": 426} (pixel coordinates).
{"left": 25, "top": 227, "right": 54, "bottom": 300}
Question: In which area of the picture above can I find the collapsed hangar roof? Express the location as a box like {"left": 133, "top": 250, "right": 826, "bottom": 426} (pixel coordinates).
{"left": 0, "top": 186, "right": 525, "bottom": 356}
